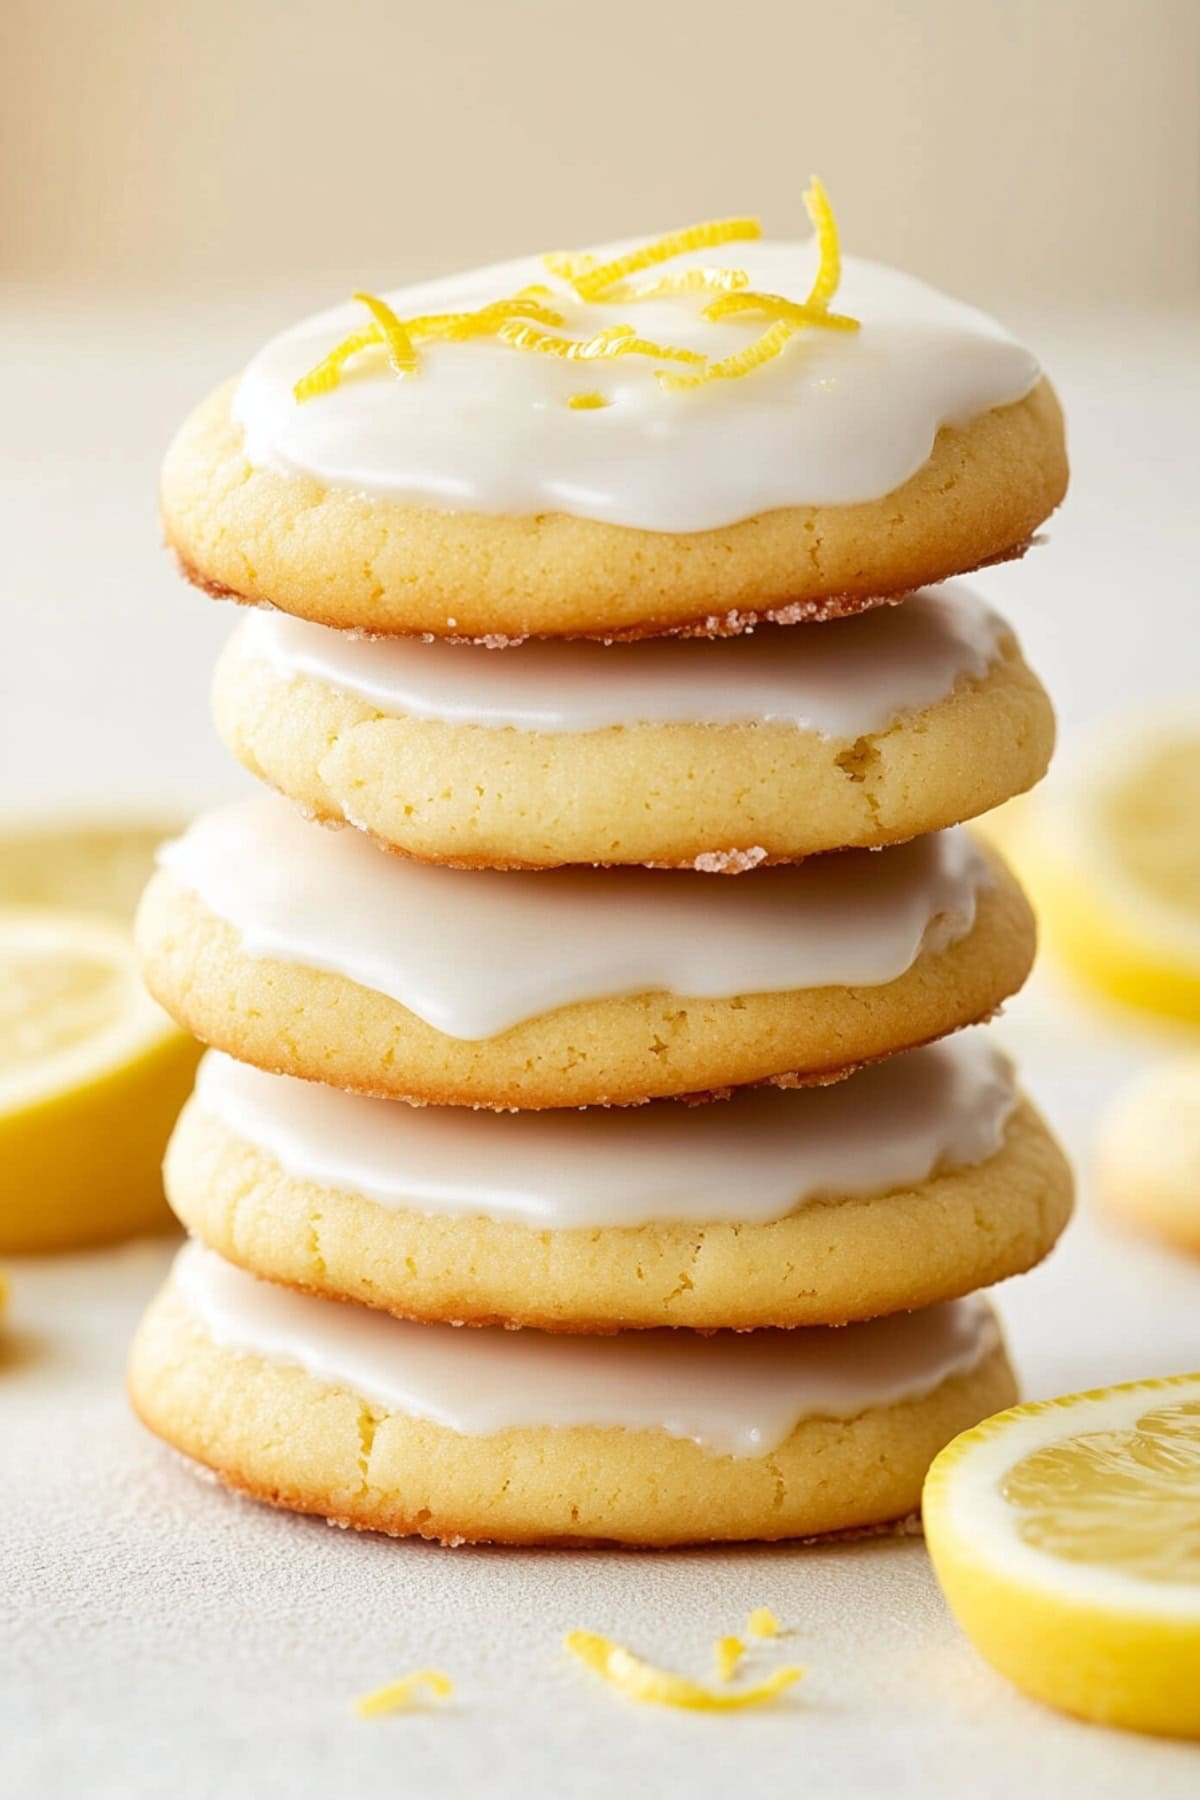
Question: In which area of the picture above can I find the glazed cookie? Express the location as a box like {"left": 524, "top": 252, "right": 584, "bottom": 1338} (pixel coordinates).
{"left": 214, "top": 585, "right": 1055, "bottom": 869}
{"left": 129, "top": 1244, "right": 1018, "bottom": 1546}
{"left": 135, "top": 796, "right": 1035, "bottom": 1108}
{"left": 162, "top": 227, "right": 1066, "bottom": 641}
{"left": 166, "top": 1037, "right": 1073, "bottom": 1330}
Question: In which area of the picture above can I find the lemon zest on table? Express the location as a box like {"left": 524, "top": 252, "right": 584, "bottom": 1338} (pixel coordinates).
{"left": 713, "top": 1636, "right": 746, "bottom": 1681}
{"left": 353, "top": 1669, "right": 454, "bottom": 1718}
{"left": 564, "top": 1630, "right": 802, "bottom": 1711}
{"left": 746, "top": 1607, "right": 782, "bottom": 1639}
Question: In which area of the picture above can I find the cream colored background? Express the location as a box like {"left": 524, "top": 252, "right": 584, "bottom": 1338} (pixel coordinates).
{"left": 3, "top": 0, "right": 1198, "bottom": 304}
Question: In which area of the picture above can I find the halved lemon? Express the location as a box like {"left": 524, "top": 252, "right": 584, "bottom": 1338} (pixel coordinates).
{"left": 0, "top": 909, "right": 198, "bottom": 1252}
{"left": 995, "top": 705, "right": 1200, "bottom": 1022}
{"left": 1098, "top": 1059, "right": 1200, "bottom": 1255}
{"left": 924, "top": 1375, "right": 1200, "bottom": 1737}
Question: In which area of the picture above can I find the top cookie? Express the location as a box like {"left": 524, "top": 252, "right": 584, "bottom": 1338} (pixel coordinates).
{"left": 162, "top": 196, "right": 1067, "bottom": 640}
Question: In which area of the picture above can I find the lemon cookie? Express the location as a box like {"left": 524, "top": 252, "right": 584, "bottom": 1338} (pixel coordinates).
{"left": 166, "top": 1036, "right": 1072, "bottom": 1330}
{"left": 135, "top": 795, "right": 1034, "bottom": 1108}
{"left": 129, "top": 1243, "right": 1018, "bottom": 1546}
{"left": 1097, "top": 1060, "right": 1200, "bottom": 1255}
{"left": 214, "top": 584, "right": 1055, "bottom": 869}
{"left": 162, "top": 206, "right": 1066, "bottom": 642}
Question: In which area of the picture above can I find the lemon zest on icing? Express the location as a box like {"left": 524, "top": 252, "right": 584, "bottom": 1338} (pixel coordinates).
{"left": 498, "top": 320, "right": 704, "bottom": 366}
{"left": 567, "top": 391, "right": 611, "bottom": 409}
{"left": 353, "top": 1669, "right": 453, "bottom": 1718}
{"left": 567, "top": 218, "right": 763, "bottom": 301}
{"left": 746, "top": 1607, "right": 782, "bottom": 1639}
{"left": 564, "top": 1631, "right": 802, "bottom": 1711}
{"left": 294, "top": 182, "right": 852, "bottom": 401}
{"left": 803, "top": 175, "right": 841, "bottom": 312}
{"left": 703, "top": 292, "right": 858, "bottom": 331}
{"left": 658, "top": 318, "right": 799, "bottom": 391}
{"left": 714, "top": 1636, "right": 746, "bottom": 1682}
{"left": 606, "top": 267, "right": 751, "bottom": 303}
{"left": 350, "top": 292, "right": 418, "bottom": 376}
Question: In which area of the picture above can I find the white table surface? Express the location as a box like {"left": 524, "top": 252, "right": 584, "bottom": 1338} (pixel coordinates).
{"left": 2, "top": 293, "right": 1199, "bottom": 1797}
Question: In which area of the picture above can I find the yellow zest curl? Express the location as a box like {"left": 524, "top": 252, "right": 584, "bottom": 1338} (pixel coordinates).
{"left": 803, "top": 175, "right": 841, "bottom": 312}
{"left": 564, "top": 1631, "right": 803, "bottom": 1712}
{"left": 659, "top": 318, "right": 799, "bottom": 391}
{"left": 568, "top": 391, "right": 611, "bottom": 409}
{"left": 746, "top": 1607, "right": 782, "bottom": 1639}
{"left": 407, "top": 298, "right": 565, "bottom": 341}
{"left": 293, "top": 325, "right": 381, "bottom": 402}
{"left": 714, "top": 1637, "right": 746, "bottom": 1682}
{"left": 606, "top": 267, "right": 751, "bottom": 302}
{"left": 703, "top": 291, "right": 858, "bottom": 332}
{"left": 498, "top": 320, "right": 704, "bottom": 366}
{"left": 351, "top": 292, "right": 418, "bottom": 375}
{"left": 568, "top": 218, "right": 762, "bottom": 301}
{"left": 353, "top": 1669, "right": 453, "bottom": 1718}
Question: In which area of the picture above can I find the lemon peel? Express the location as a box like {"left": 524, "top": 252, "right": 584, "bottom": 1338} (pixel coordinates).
{"left": 350, "top": 292, "right": 418, "bottom": 376}
{"left": 802, "top": 175, "right": 841, "bottom": 312}
{"left": 293, "top": 325, "right": 381, "bottom": 401}
{"left": 659, "top": 319, "right": 799, "bottom": 391}
{"left": 567, "top": 391, "right": 611, "bottom": 410}
{"left": 497, "top": 320, "right": 704, "bottom": 367}
{"left": 703, "top": 292, "right": 858, "bottom": 332}
{"left": 713, "top": 1636, "right": 745, "bottom": 1681}
{"left": 564, "top": 1631, "right": 802, "bottom": 1712}
{"left": 566, "top": 218, "right": 763, "bottom": 301}
{"left": 746, "top": 1607, "right": 782, "bottom": 1639}
{"left": 353, "top": 1670, "right": 453, "bottom": 1718}
{"left": 607, "top": 267, "right": 751, "bottom": 302}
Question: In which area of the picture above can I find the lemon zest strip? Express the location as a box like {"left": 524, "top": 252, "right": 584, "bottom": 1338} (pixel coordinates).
{"left": 564, "top": 1631, "right": 802, "bottom": 1712}
{"left": 659, "top": 319, "right": 799, "bottom": 391}
{"left": 498, "top": 320, "right": 704, "bottom": 366}
{"left": 353, "top": 1669, "right": 453, "bottom": 1718}
{"left": 746, "top": 1607, "right": 782, "bottom": 1639}
{"left": 568, "top": 391, "right": 611, "bottom": 409}
{"left": 714, "top": 1636, "right": 746, "bottom": 1682}
{"left": 803, "top": 175, "right": 841, "bottom": 312}
{"left": 351, "top": 292, "right": 418, "bottom": 375}
{"left": 606, "top": 267, "right": 751, "bottom": 303}
{"left": 703, "top": 292, "right": 858, "bottom": 332}
{"left": 293, "top": 325, "right": 381, "bottom": 402}
{"left": 406, "top": 298, "right": 565, "bottom": 341}
{"left": 568, "top": 218, "right": 763, "bottom": 301}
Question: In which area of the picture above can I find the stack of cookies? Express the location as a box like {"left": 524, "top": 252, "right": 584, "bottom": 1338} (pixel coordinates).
{"left": 131, "top": 195, "right": 1073, "bottom": 1546}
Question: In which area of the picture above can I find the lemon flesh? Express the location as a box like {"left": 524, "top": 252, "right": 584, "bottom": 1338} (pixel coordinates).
{"left": 0, "top": 910, "right": 198, "bottom": 1253}
{"left": 924, "top": 1375, "right": 1200, "bottom": 1738}
{"left": 1000, "top": 710, "right": 1200, "bottom": 1022}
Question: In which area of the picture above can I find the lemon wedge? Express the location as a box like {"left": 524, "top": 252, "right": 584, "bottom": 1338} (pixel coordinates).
{"left": 997, "top": 706, "right": 1200, "bottom": 1022}
{"left": 924, "top": 1375, "right": 1200, "bottom": 1738}
{"left": 0, "top": 909, "right": 198, "bottom": 1252}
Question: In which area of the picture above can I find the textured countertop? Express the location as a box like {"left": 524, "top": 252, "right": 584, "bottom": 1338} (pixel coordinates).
{"left": 3, "top": 294, "right": 1199, "bottom": 1796}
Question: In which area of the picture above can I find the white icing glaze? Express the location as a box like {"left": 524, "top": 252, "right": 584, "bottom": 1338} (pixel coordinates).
{"left": 194, "top": 1033, "right": 1016, "bottom": 1229}
{"left": 232, "top": 241, "right": 1040, "bottom": 531}
{"left": 157, "top": 795, "right": 991, "bottom": 1040}
{"left": 238, "top": 582, "right": 1007, "bottom": 737}
{"left": 173, "top": 1242, "right": 999, "bottom": 1456}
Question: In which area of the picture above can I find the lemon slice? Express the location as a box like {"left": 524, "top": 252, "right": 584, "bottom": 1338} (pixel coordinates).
{"left": 998, "top": 705, "right": 1200, "bottom": 1022}
{"left": 0, "top": 909, "right": 198, "bottom": 1252}
{"left": 924, "top": 1376, "right": 1200, "bottom": 1737}
{"left": 1098, "top": 1059, "right": 1200, "bottom": 1255}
